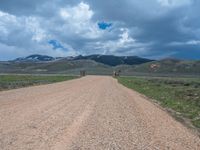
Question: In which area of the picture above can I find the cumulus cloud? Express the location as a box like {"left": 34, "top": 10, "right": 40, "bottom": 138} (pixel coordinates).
{"left": 60, "top": 2, "right": 93, "bottom": 21}
{"left": 157, "top": 0, "right": 192, "bottom": 7}
{"left": 58, "top": 2, "right": 98, "bottom": 39}
{"left": 0, "top": 0, "right": 200, "bottom": 60}
{"left": 169, "top": 40, "right": 200, "bottom": 46}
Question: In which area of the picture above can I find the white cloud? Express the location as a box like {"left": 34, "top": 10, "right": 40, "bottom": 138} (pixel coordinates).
{"left": 0, "top": 11, "right": 18, "bottom": 38}
{"left": 0, "top": 10, "right": 47, "bottom": 44}
{"left": 60, "top": 2, "right": 93, "bottom": 22}
{"left": 169, "top": 40, "right": 200, "bottom": 46}
{"left": 119, "top": 28, "right": 135, "bottom": 45}
{"left": 0, "top": 10, "right": 75, "bottom": 59}
{"left": 157, "top": 0, "right": 192, "bottom": 7}
{"left": 86, "top": 28, "right": 151, "bottom": 55}
{"left": 25, "top": 17, "right": 47, "bottom": 42}
{"left": 0, "top": 2, "right": 101, "bottom": 60}
{"left": 58, "top": 2, "right": 101, "bottom": 39}
{"left": 186, "top": 40, "right": 200, "bottom": 45}
{"left": 0, "top": 0, "right": 199, "bottom": 60}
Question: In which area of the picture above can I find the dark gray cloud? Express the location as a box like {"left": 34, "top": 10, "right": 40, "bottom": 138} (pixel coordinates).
{"left": 0, "top": 0, "right": 200, "bottom": 60}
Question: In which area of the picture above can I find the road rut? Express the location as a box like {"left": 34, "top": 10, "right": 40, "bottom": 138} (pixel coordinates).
{"left": 0, "top": 76, "right": 199, "bottom": 149}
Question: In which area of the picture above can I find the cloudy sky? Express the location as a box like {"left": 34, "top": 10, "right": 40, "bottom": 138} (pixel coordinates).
{"left": 0, "top": 0, "right": 200, "bottom": 60}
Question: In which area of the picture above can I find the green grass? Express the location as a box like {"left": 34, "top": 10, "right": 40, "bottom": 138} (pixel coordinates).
{"left": 118, "top": 76, "right": 200, "bottom": 129}
{"left": 0, "top": 75, "right": 78, "bottom": 91}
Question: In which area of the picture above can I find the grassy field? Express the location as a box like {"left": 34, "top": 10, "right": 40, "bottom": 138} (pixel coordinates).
{"left": 118, "top": 76, "right": 200, "bottom": 129}
{"left": 0, "top": 75, "right": 78, "bottom": 91}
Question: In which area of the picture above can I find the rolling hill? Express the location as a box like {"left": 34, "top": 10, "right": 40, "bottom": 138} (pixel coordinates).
{"left": 134, "top": 59, "right": 200, "bottom": 74}
{"left": 0, "top": 55, "right": 200, "bottom": 76}
{"left": 0, "top": 59, "right": 112, "bottom": 75}
{"left": 119, "top": 58, "right": 200, "bottom": 76}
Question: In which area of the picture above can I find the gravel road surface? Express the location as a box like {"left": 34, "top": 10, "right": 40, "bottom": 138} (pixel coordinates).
{"left": 0, "top": 76, "right": 199, "bottom": 150}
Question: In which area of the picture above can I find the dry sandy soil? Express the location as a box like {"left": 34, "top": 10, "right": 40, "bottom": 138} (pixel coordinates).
{"left": 0, "top": 76, "right": 199, "bottom": 150}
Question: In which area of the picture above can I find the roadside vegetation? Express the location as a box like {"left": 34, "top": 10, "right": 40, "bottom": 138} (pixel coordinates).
{"left": 118, "top": 77, "right": 200, "bottom": 129}
{"left": 0, "top": 75, "right": 78, "bottom": 91}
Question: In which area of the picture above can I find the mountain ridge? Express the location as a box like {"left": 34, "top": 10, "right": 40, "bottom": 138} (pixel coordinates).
{"left": 14, "top": 54, "right": 56, "bottom": 62}
{"left": 0, "top": 54, "right": 199, "bottom": 75}
{"left": 13, "top": 54, "right": 154, "bottom": 66}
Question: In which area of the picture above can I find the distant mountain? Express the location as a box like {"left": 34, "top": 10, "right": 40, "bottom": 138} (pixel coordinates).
{"left": 2, "top": 55, "right": 199, "bottom": 76}
{"left": 73, "top": 54, "right": 153, "bottom": 66}
{"left": 14, "top": 54, "right": 55, "bottom": 62}
{"left": 14, "top": 54, "right": 153, "bottom": 66}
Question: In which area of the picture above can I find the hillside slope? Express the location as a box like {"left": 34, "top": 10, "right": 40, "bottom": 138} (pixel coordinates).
{"left": 0, "top": 59, "right": 112, "bottom": 75}
{"left": 133, "top": 59, "right": 200, "bottom": 74}
{"left": 1, "top": 57, "right": 200, "bottom": 75}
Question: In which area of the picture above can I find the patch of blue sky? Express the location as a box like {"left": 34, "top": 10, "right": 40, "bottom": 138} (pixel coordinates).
{"left": 98, "top": 22, "right": 112, "bottom": 30}
{"left": 48, "top": 40, "right": 64, "bottom": 50}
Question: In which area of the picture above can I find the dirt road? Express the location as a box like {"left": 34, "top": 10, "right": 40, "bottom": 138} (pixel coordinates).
{"left": 0, "top": 76, "right": 199, "bottom": 150}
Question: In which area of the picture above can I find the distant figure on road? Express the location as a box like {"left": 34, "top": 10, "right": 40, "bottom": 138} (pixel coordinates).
{"left": 80, "top": 70, "right": 86, "bottom": 76}
{"left": 113, "top": 70, "right": 121, "bottom": 77}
